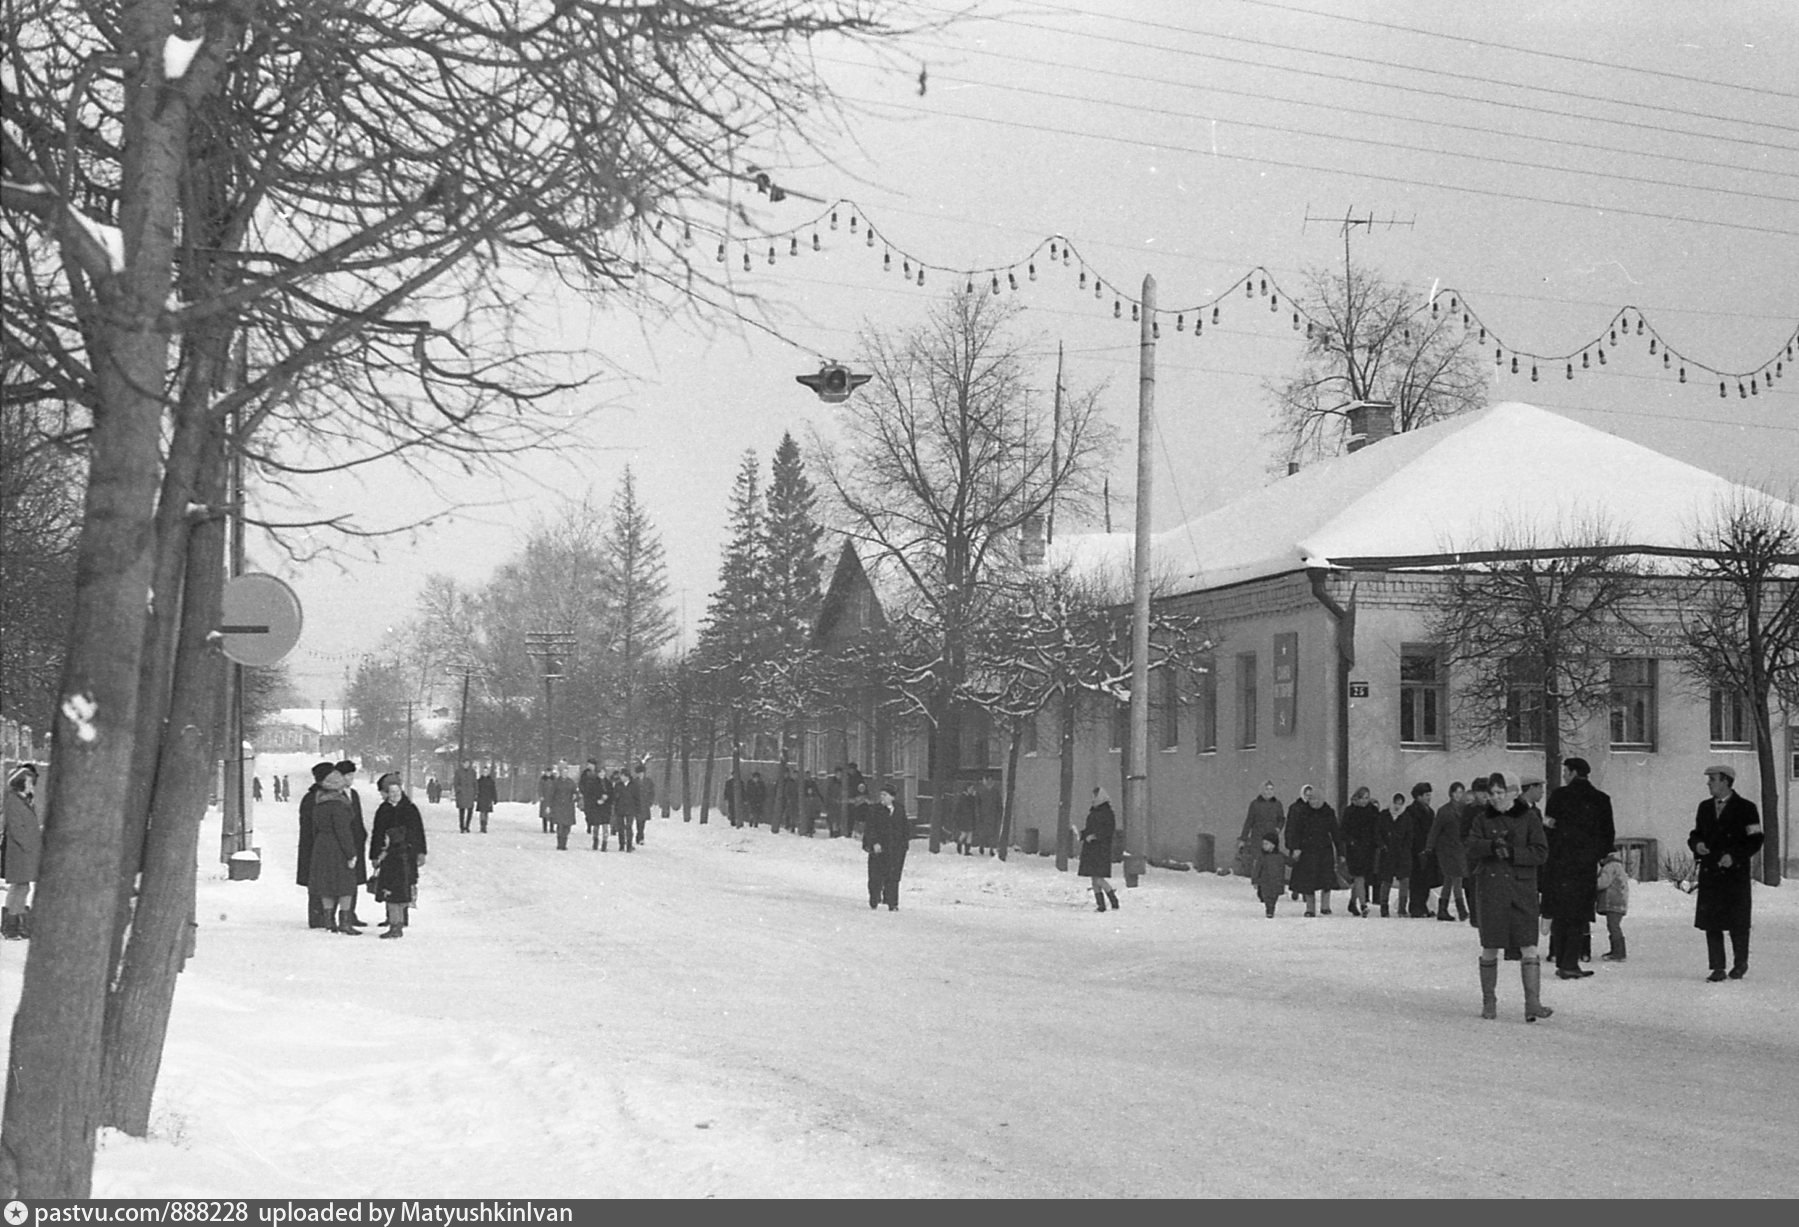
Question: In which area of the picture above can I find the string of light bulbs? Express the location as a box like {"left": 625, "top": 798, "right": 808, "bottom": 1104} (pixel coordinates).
{"left": 683, "top": 196, "right": 1798, "bottom": 400}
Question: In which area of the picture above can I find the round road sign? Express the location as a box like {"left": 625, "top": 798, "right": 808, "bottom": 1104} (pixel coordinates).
{"left": 219, "top": 573, "right": 304, "bottom": 666}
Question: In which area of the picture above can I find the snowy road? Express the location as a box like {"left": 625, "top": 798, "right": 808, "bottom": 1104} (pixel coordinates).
{"left": 7, "top": 796, "right": 1795, "bottom": 1197}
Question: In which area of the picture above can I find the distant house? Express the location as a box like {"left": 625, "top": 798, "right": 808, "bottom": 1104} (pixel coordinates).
{"left": 804, "top": 540, "right": 909, "bottom": 787}
{"left": 1016, "top": 401, "right": 1796, "bottom": 869}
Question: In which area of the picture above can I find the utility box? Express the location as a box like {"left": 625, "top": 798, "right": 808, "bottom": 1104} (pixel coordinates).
{"left": 1615, "top": 837, "right": 1660, "bottom": 882}
{"left": 227, "top": 849, "right": 262, "bottom": 881}
{"left": 1021, "top": 827, "right": 1040, "bottom": 855}
{"left": 1194, "top": 832, "right": 1217, "bottom": 874}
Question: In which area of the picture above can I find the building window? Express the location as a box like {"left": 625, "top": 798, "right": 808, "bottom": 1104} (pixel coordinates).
{"left": 1609, "top": 658, "right": 1657, "bottom": 750}
{"left": 1505, "top": 657, "right": 1545, "bottom": 749}
{"left": 1709, "top": 688, "right": 1750, "bottom": 748}
{"left": 1157, "top": 669, "right": 1180, "bottom": 749}
{"left": 1237, "top": 652, "right": 1258, "bottom": 749}
{"left": 1399, "top": 646, "right": 1445, "bottom": 748}
{"left": 1196, "top": 658, "right": 1218, "bottom": 753}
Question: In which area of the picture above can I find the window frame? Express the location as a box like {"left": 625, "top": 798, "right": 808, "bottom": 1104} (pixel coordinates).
{"left": 1158, "top": 667, "right": 1180, "bottom": 750}
{"left": 1608, "top": 657, "right": 1658, "bottom": 751}
{"left": 1398, "top": 644, "right": 1447, "bottom": 750}
{"left": 1196, "top": 658, "right": 1218, "bottom": 754}
{"left": 1236, "top": 652, "right": 1258, "bottom": 750}
{"left": 1504, "top": 656, "right": 1545, "bottom": 751}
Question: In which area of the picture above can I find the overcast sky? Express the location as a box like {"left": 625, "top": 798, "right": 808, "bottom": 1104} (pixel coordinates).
{"left": 268, "top": 0, "right": 1799, "bottom": 707}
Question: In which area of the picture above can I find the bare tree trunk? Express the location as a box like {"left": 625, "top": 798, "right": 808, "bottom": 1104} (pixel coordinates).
{"left": 928, "top": 690, "right": 958, "bottom": 853}
{"left": 678, "top": 674, "right": 693, "bottom": 821}
{"left": 999, "top": 725, "right": 1021, "bottom": 863}
{"left": 102, "top": 454, "right": 228, "bottom": 1133}
{"left": 1753, "top": 703, "right": 1783, "bottom": 886}
{"left": 1056, "top": 688, "right": 1076, "bottom": 872}
{"left": 698, "top": 708, "right": 716, "bottom": 824}
{"left": 660, "top": 693, "right": 676, "bottom": 818}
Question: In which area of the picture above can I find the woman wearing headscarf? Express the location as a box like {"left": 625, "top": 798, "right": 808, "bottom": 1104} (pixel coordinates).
{"left": 1340, "top": 785, "right": 1383, "bottom": 917}
{"left": 368, "top": 772, "right": 428, "bottom": 938}
{"left": 1285, "top": 784, "right": 1341, "bottom": 917}
{"left": 1078, "top": 786, "right": 1121, "bottom": 912}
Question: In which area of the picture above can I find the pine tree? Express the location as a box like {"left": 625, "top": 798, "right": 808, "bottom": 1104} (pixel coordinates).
{"left": 598, "top": 466, "right": 676, "bottom": 758}
{"left": 763, "top": 432, "right": 825, "bottom": 656}
{"left": 699, "top": 451, "right": 770, "bottom": 660}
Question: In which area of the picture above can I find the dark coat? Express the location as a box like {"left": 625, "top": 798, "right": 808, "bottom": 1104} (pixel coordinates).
{"left": 615, "top": 776, "right": 641, "bottom": 823}
{"left": 954, "top": 789, "right": 980, "bottom": 834}
{"left": 745, "top": 775, "right": 768, "bottom": 820}
{"left": 1252, "top": 847, "right": 1288, "bottom": 902}
{"left": 1688, "top": 792, "right": 1763, "bottom": 932}
{"left": 578, "top": 768, "right": 604, "bottom": 819}
{"left": 1413, "top": 802, "right": 1448, "bottom": 890}
{"left": 1542, "top": 777, "right": 1616, "bottom": 922}
{"left": 548, "top": 775, "right": 578, "bottom": 827}
{"left": 369, "top": 796, "right": 427, "bottom": 905}
{"left": 345, "top": 788, "right": 369, "bottom": 884}
{"left": 1340, "top": 802, "right": 1383, "bottom": 878}
{"left": 1425, "top": 803, "right": 1468, "bottom": 880}
{"left": 975, "top": 778, "right": 1003, "bottom": 846}
{"left": 296, "top": 784, "right": 319, "bottom": 888}
{"left": 1077, "top": 801, "right": 1117, "bottom": 878}
{"left": 1466, "top": 801, "right": 1549, "bottom": 950}
{"left": 453, "top": 765, "right": 477, "bottom": 809}
{"left": 476, "top": 773, "right": 497, "bottom": 813}
{"left": 1238, "top": 795, "right": 1284, "bottom": 846}
{"left": 1381, "top": 806, "right": 1416, "bottom": 880}
{"left": 863, "top": 800, "right": 910, "bottom": 859}
{"left": 3, "top": 788, "right": 41, "bottom": 885}
{"left": 308, "top": 790, "right": 362, "bottom": 898}
{"left": 1285, "top": 799, "right": 1340, "bottom": 894}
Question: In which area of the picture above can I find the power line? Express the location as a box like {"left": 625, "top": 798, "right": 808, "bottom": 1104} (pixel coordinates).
{"left": 1225, "top": 0, "right": 1799, "bottom": 102}
{"left": 836, "top": 98, "right": 1799, "bottom": 238}
{"left": 905, "top": 43, "right": 1799, "bottom": 185}
{"left": 981, "top": 1, "right": 1799, "bottom": 138}
{"left": 890, "top": 66, "right": 1798, "bottom": 209}
{"left": 913, "top": 3, "right": 1799, "bottom": 156}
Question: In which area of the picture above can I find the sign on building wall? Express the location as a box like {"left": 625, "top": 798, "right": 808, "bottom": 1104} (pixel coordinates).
{"left": 1273, "top": 631, "right": 1298, "bottom": 736}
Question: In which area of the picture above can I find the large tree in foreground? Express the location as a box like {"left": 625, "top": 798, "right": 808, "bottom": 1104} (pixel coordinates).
{"left": 1677, "top": 490, "right": 1799, "bottom": 886}
{"left": 1267, "top": 262, "right": 1488, "bottom": 468}
{"left": 0, "top": 0, "right": 901, "bottom": 1196}
{"left": 815, "top": 289, "right": 1112, "bottom": 850}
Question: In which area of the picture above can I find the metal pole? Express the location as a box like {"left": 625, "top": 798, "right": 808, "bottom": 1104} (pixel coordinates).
{"left": 405, "top": 699, "right": 414, "bottom": 792}
{"left": 457, "top": 667, "right": 471, "bottom": 777}
{"left": 1123, "top": 274, "right": 1155, "bottom": 884}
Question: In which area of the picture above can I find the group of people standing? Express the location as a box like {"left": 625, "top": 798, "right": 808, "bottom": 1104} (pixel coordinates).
{"left": 565, "top": 760, "right": 654, "bottom": 852}
{"left": 295, "top": 760, "right": 427, "bottom": 938}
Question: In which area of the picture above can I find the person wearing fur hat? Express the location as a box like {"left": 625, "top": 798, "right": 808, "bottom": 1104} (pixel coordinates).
{"left": 335, "top": 759, "right": 371, "bottom": 929}
{"left": 3, "top": 764, "right": 42, "bottom": 940}
{"left": 297, "top": 761, "right": 335, "bottom": 929}
{"left": 309, "top": 765, "right": 364, "bottom": 934}
{"left": 1465, "top": 771, "right": 1553, "bottom": 1022}
{"left": 1689, "top": 764, "right": 1763, "bottom": 981}
{"left": 368, "top": 773, "right": 428, "bottom": 938}
{"left": 1253, "top": 830, "right": 1287, "bottom": 918}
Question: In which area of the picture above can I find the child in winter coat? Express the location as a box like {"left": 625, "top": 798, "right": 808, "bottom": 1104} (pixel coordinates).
{"left": 1596, "top": 850, "right": 1630, "bottom": 961}
{"left": 1253, "top": 832, "right": 1288, "bottom": 918}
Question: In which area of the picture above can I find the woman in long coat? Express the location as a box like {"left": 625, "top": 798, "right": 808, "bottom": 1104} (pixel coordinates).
{"left": 475, "top": 768, "right": 497, "bottom": 833}
{"left": 368, "top": 772, "right": 428, "bottom": 938}
{"left": 308, "top": 768, "right": 363, "bottom": 934}
{"left": 1077, "top": 787, "right": 1120, "bottom": 911}
{"left": 1339, "top": 786, "right": 1383, "bottom": 917}
{"left": 1426, "top": 793, "right": 1470, "bottom": 922}
{"left": 1235, "top": 781, "right": 1284, "bottom": 876}
{"left": 3, "top": 765, "right": 42, "bottom": 940}
{"left": 1465, "top": 771, "right": 1552, "bottom": 1021}
{"left": 1285, "top": 785, "right": 1340, "bottom": 916}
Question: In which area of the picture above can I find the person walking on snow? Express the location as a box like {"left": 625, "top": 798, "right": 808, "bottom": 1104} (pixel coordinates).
{"left": 2, "top": 764, "right": 42, "bottom": 940}
{"left": 476, "top": 766, "right": 497, "bottom": 833}
{"left": 309, "top": 765, "right": 364, "bottom": 935}
{"left": 1253, "top": 830, "right": 1287, "bottom": 919}
{"left": 1340, "top": 786, "right": 1382, "bottom": 917}
{"left": 1285, "top": 784, "right": 1340, "bottom": 917}
{"left": 548, "top": 765, "right": 578, "bottom": 850}
{"left": 1426, "top": 783, "right": 1470, "bottom": 923}
{"left": 1236, "top": 780, "right": 1284, "bottom": 877}
{"left": 1078, "top": 786, "right": 1121, "bottom": 912}
{"left": 864, "top": 784, "right": 910, "bottom": 910}
{"left": 1688, "top": 764, "right": 1763, "bottom": 981}
{"left": 1465, "top": 771, "right": 1553, "bottom": 1022}
{"left": 453, "top": 761, "right": 477, "bottom": 833}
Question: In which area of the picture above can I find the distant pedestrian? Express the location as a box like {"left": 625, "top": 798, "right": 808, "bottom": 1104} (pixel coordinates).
{"left": 252, "top": 775, "right": 263, "bottom": 803}
{"left": 548, "top": 765, "right": 578, "bottom": 850}
{"left": 368, "top": 773, "right": 427, "bottom": 939}
{"left": 3, "top": 764, "right": 41, "bottom": 941}
{"left": 1466, "top": 771, "right": 1552, "bottom": 1022}
{"left": 1340, "top": 786, "right": 1382, "bottom": 917}
{"left": 1078, "top": 786, "right": 1121, "bottom": 912}
{"left": 825, "top": 766, "right": 846, "bottom": 837}
{"left": 1376, "top": 787, "right": 1425, "bottom": 917}
{"left": 953, "top": 782, "right": 979, "bottom": 855}
{"left": 634, "top": 763, "right": 655, "bottom": 844}
{"left": 612, "top": 767, "right": 637, "bottom": 852}
{"left": 1236, "top": 780, "right": 1284, "bottom": 877}
{"left": 775, "top": 763, "right": 800, "bottom": 834}
{"left": 453, "top": 762, "right": 477, "bottom": 833}
{"left": 975, "top": 775, "right": 1002, "bottom": 856}
{"left": 864, "top": 784, "right": 910, "bottom": 911}
{"left": 476, "top": 766, "right": 496, "bottom": 833}
{"left": 1595, "top": 849, "right": 1629, "bottom": 962}
{"left": 802, "top": 772, "right": 826, "bottom": 837}
{"left": 538, "top": 769, "right": 554, "bottom": 833}
{"left": 1426, "top": 784, "right": 1470, "bottom": 923}
{"left": 846, "top": 780, "right": 871, "bottom": 842}
{"left": 580, "top": 760, "right": 605, "bottom": 850}
{"left": 1415, "top": 783, "right": 1455, "bottom": 917}
{"left": 745, "top": 770, "right": 768, "bottom": 829}
{"left": 1285, "top": 784, "right": 1340, "bottom": 917}
{"left": 1689, "top": 764, "right": 1763, "bottom": 982}
{"left": 1253, "top": 831, "right": 1286, "bottom": 918}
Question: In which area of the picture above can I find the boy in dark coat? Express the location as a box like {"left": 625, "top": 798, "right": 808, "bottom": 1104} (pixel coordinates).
{"left": 864, "top": 785, "right": 910, "bottom": 910}
{"left": 1689, "top": 764, "right": 1763, "bottom": 981}
{"left": 1465, "top": 771, "right": 1552, "bottom": 1022}
{"left": 1253, "top": 832, "right": 1287, "bottom": 918}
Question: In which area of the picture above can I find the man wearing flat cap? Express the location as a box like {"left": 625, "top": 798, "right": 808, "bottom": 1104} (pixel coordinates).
{"left": 1542, "top": 757, "right": 1614, "bottom": 980}
{"left": 1689, "top": 764, "right": 1763, "bottom": 981}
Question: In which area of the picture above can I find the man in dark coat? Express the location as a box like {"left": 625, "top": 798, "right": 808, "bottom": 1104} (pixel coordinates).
{"left": 1415, "top": 783, "right": 1455, "bottom": 916}
{"left": 825, "top": 767, "right": 845, "bottom": 837}
{"left": 633, "top": 762, "right": 655, "bottom": 843}
{"left": 579, "top": 759, "right": 605, "bottom": 850}
{"left": 1466, "top": 770, "right": 1553, "bottom": 1022}
{"left": 297, "top": 761, "right": 334, "bottom": 929}
{"left": 476, "top": 767, "right": 497, "bottom": 832}
{"left": 775, "top": 763, "right": 800, "bottom": 833}
{"left": 368, "top": 773, "right": 428, "bottom": 938}
{"left": 453, "top": 762, "right": 477, "bottom": 833}
{"left": 1542, "top": 757, "right": 1615, "bottom": 980}
{"left": 745, "top": 770, "right": 768, "bottom": 829}
{"left": 613, "top": 768, "right": 638, "bottom": 852}
{"left": 548, "top": 765, "right": 579, "bottom": 850}
{"left": 1689, "top": 764, "right": 1764, "bottom": 981}
{"left": 864, "top": 785, "right": 910, "bottom": 910}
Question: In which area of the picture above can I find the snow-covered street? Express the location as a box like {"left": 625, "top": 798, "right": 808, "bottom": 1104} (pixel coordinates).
{"left": 6, "top": 794, "right": 1796, "bottom": 1198}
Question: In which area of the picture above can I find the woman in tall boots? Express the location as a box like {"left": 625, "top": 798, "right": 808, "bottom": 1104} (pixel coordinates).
{"left": 1078, "top": 787, "right": 1120, "bottom": 912}
{"left": 1465, "top": 771, "right": 1553, "bottom": 1022}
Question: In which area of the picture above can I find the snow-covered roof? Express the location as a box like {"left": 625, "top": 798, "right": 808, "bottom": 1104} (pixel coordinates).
{"left": 1049, "top": 401, "right": 1793, "bottom": 596}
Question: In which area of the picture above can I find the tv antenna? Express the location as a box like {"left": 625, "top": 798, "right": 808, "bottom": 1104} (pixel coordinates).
{"left": 1303, "top": 205, "right": 1416, "bottom": 282}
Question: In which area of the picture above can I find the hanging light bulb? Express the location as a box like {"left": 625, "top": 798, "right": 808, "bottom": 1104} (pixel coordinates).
{"left": 1778, "top": 361, "right": 1785, "bottom": 378}
{"left": 1259, "top": 277, "right": 1267, "bottom": 296}
{"left": 1719, "top": 381, "right": 1727, "bottom": 397}
{"left": 866, "top": 229, "right": 875, "bottom": 248}
{"left": 812, "top": 232, "right": 820, "bottom": 251}
{"left": 1403, "top": 328, "right": 1411, "bottom": 343}
{"left": 1028, "top": 263, "right": 1037, "bottom": 281}
{"left": 1292, "top": 312, "right": 1300, "bottom": 330}
{"left": 849, "top": 214, "right": 858, "bottom": 233}
{"left": 742, "top": 251, "right": 751, "bottom": 271}
{"left": 883, "top": 251, "right": 891, "bottom": 271}
{"left": 902, "top": 258, "right": 911, "bottom": 277}
{"left": 1598, "top": 349, "right": 1607, "bottom": 365}
{"left": 1678, "top": 366, "right": 1685, "bottom": 383}
{"left": 1176, "top": 314, "right": 1185, "bottom": 331}
{"left": 1432, "top": 300, "right": 1440, "bottom": 317}
{"left": 1636, "top": 318, "right": 1645, "bottom": 336}
{"left": 1211, "top": 306, "right": 1220, "bottom": 325}
{"left": 789, "top": 236, "right": 799, "bottom": 257}
{"left": 716, "top": 241, "right": 726, "bottom": 263}
{"left": 1664, "top": 351, "right": 1671, "bottom": 369}
{"left": 1114, "top": 300, "right": 1122, "bottom": 319}
{"left": 1050, "top": 241, "right": 1059, "bottom": 261}
{"left": 1153, "top": 321, "right": 1160, "bottom": 339}
{"left": 1463, "top": 313, "right": 1470, "bottom": 328}
{"left": 1609, "top": 329, "right": 1617, "bottom": 346}
{"left": 1649, "top": 338, "right": 1657, "bottom": 355}
{"left": 1008, "top": 271, "right": 1018, "bottom": 291}
{"left": 1739, "top": 381, "right": 1748, "bottom": 398}
{"left": 682, "top": 223, "right": 693, "bottom": 244}
{"left": 1063, "top": 248, "right": 1071, "bottom": 266}
{"left": 1244, "top": 279, "right": 1253, "bottom": 299}
{"left": 916, "top": 267, "right": 925, "bottom": 286}
{"left": 1566, "top": 363, "right": 1573, "bottom": 380}
{"left": 1582, "top": 351, "right": 1590, "bottom": 369}
{"left": 767, "top": 245, "right": 776, "bottom": 265}
{"left": 1079, "top": 269, "right": 1087, "bottom": 289}
{"left": 1095, "top": 280, "right": 1103, "bottom": 300}
{"left": 1531, "top": 364, "right": 1539, "bottom": 382}
{"left": 1751, "top": 378, "right": 1759, "bottom": 396}
{"left": 830, "top": 210, "right": 839, "bottom": 230}
{"left": 965, "top": 277, "right": 974, "bottom": 294}
{"left": 1195, "top": 318, "right": 1204, "bottom": 336}
{"left": 1450, "top": 296, "right": 1458, "bottom": 311}
{"left": 991, "top": 275, "right": 1000, "bottom": 295}
{"left": 1510, "top": 356, "right": 1518, "bottom": 374}
{"left": 1270, "top": 296, "right": 1278, "bottom": 313}
{"left": 1496, "top": 348, "right": 1504, "bottom": 365}
{"left": 1478, "top": 327, "right": 1487, "bottom": 343}
{"left": 1131, "top": 302, "right": 1139, "bottom": 321}
{"left": 1305, "top": 321, "right": 1314, "bottom": 339}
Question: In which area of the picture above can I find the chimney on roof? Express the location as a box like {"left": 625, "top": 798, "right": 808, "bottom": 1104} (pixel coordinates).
{"left": 1345, "top": 400, "right": 1396, "bottom": 453}
{"left": 1286, "top": 460, "right": 1301, "bottom": 476}
{"left": 1020, "top": 513, "right": 1046, "bottom": 566}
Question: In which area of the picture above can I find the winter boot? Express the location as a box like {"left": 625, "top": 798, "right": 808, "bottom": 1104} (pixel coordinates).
{"left": 1479, "top": 957, "right": 1499, "bottom": 1020}
{"left": 1094, "top": 892, "right": 1108, "bottom": 912}
{"left": 1105, "top": 889, "right": 1119, "bottom": 910}
{"left": 336, "top": 911, "right": 361, "bottom": 936}
{"left": 1521, "top": 956, "right": 1552, "bottom": 1022}
{"left": 1436, "top": 898, "right": 1453, "bottom": 922}
{"left": 1602, "top": 936, "right": 1626, "bottom": 962}
{"left": 1, "top": 913, "right": 21, "bottom": 941}
{"left": 379, "top": 924, "right": 405, "bottom": 939}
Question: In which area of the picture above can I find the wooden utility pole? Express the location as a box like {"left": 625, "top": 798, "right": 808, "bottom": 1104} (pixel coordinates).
{"left": 1123, "top": 274, "right": 1155, "bottom": 884}
{"left": 445, "top": 661, "right": 478, "bottom": 780}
